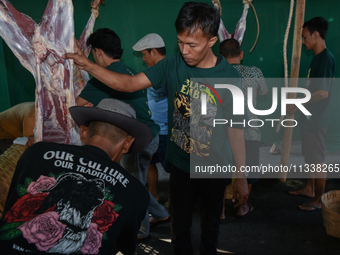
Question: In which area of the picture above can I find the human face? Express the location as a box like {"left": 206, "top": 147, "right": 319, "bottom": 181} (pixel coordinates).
{"left": 302, "top": 27, "right": 316, "bottom": 51}
{"left": 177, "top": 29, "right": 217, "bottom": 68}
{"left": 141, "top": 49, "right": 155, "bottom": 67}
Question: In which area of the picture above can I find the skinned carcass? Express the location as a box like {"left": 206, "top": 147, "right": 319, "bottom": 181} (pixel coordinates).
{"left": 0, "top": 0, "right": 103, "bottom": 144}
{"left": 213, "top": 0, "right": 250, "bottom": 45}
{"left": 213, "top": 0, "right": 259, "bottom": 51}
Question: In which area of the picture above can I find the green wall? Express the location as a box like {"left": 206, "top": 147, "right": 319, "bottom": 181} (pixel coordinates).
{"left": 1, "top": 0, "right": 339, "bottom": 149}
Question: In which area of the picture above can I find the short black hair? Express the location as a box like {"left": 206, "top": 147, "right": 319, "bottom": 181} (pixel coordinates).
{"left": 303, "top": 17, "right": 329, "bottom": 40}
{"left": 146, "top": 47, "right": 166, "bottom": 56}
{"left": 87, "top": 28, "right": 123, "bottom": 59}
{"left": 175, "top": 2, "right": 220, "bottom": 38}
{"left": 88, "top": 121, "right": 128, "bottom": 145}
{"left": 219, "top": 38, "right": 241, "bottom": 59}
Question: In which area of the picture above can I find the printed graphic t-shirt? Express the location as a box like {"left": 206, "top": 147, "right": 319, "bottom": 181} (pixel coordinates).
{"left": 79, "top": 61, "right": 159, "bottom": 138}
{"left": 0, "top": 142, "right": 149, "bottom": 255}
{"left": 143, "top": 53, "right": 244, "bottom": 173}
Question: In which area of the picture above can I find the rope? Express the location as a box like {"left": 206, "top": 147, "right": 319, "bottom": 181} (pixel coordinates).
{"left": 283, "top": 0, "right": 295, "bottom": 87}
{"left": 249, "top": 2, "right": 260, "bottom": 53}
{"left": 212, "top": 0, "right": 222, "bottom": 16}
{"left": 276, "top": 0, "right": 295, "bottom": 133}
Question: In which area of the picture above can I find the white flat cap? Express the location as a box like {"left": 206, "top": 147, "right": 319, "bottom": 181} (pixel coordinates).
{"left": 132, "top": 33, "right": 165, "bottom": 51}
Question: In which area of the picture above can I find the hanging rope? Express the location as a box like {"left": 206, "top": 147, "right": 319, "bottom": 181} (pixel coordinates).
{"left": 283, "top": 0, "right": 295, "bottom": 87}
{"left": 276, "top": 0, "right": 295, "bottom": 133}
{"left": 249, "top": 1, "right": 260, "bottom": 53}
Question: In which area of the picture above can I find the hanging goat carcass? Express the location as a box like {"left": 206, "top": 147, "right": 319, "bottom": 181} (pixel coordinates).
{"left": 0, "top": 0, "right": 104, "bottom": 144}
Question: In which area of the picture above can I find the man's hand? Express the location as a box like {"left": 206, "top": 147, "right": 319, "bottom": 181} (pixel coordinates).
{"left": 25, "top": 136, "right": 35, "bottom": 148}
{"left": 227, "top": 127, "right": 248, "bottom": 207}
{"left": 232, "top": 177, "right": 249, "bottom": 207}
{"left": 63, "top": 38, "right": 93, "bottom": 70}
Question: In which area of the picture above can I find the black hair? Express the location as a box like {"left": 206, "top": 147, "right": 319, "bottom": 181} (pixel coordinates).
{"left": 303, "top": 17, "right": 329, "bottom": 40}
{"left": 175, "top": 2, "right": 220, "bottom": 38}
{"left": 88, "top": 121, "right": 128, "bottom": 144}
{"left": 146, "top": 47, "right": 166, "bottom": 56}
{"left": 219, "top": 38, "right": 241, "bottom": 59}
{"left": 86, "top": 28, "right": 123, "bottom": 59}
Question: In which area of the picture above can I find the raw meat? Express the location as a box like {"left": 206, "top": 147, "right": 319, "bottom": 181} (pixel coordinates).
{"left": 0, "top": 0, "right": 103, "bottom": 144}
{"left": 212, "top": 0, "right": 249, "bottom": 45}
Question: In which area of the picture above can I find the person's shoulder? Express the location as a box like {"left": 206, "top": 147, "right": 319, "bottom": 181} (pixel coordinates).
{"left": 26, "top": 142, "right": 72, "bottom": 152}
{"left": 144, "top": 54, "right": 179, "bottom": 76}
{"left": 324, "top": 48, "right": 335, "bottom": 63}
{"left": 238, "top": 64, "right": 261, "bottom": 71}
{"left": 325, "top": 48, "right": 334, "bottom": 57}
{"left": 167, "top": 52, "right": 181, "bottom": 61}
{"left": 316, "top": 49, "right": 336, "bottom": 71}
{"left": 108, "top": 61, "right": 138, "bottom": 75}
{"left": 21, "top": 102, "right": 35, "bottom": 109}
{"left": 157, "top": 53, "right": 180, "bottom": 66}
{"left": 249, "top": 65, "right": 264, "bottom": 76}
{"left": 161, "top": 53, "right": 184, "bottom": 65}
{"left": 219, "top": 59, "right": 241, "bottom": 78}
{"left": 20, "top": 142, "right": 71, "bottom": 162}
{"left": 235, "top": 64, "right": 264, "bottom": 78}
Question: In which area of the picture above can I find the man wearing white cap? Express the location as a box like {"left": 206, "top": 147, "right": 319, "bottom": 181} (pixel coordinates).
{"left": 133, "top": 34, "right": 170, "bottom": 218}
{"left": 0, "top": 98, "right": 151, "bottom": 254}
{"left": 133, "top": 33, "right": 166, "bottom": 68}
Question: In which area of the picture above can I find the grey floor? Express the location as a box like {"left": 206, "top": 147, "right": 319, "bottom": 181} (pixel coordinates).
{"left": 136, "top": 142, "right": 340, "bottom": 255}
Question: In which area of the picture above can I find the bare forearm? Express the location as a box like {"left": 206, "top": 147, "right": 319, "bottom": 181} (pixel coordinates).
{"left": 64, "top": 39, "right": 151, "bottom": 92}
{"left": 76, "top": 96, "right": 89, "bottom": 106}
{"left": 297, "top": 89, "right": 328, "bottom": 104}
{"left": 227, "top": 127, "right": 246, "bottom": 177}
{"left": 307, "top": 90, "right": 329, "bottom": 104}
{"left": 228, "top": 127, "right": 248, "bottom": 205}
{"left": 288, "top": 89, "right": 329, "bottom": 114}
{"left": 83, "top": 61, "right": 149, "bottom": 92}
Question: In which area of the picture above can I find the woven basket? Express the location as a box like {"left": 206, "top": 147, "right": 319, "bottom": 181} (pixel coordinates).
{"left": 321, "top": 190, "right": 340, "bottom": 239}
{"left": 0, "top": 144, "right": 26, "bottom": 217}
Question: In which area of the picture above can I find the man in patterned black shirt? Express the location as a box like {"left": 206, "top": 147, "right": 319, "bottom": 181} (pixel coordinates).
{"left": 220, "top": 38, "right": 268, "bottom": 217}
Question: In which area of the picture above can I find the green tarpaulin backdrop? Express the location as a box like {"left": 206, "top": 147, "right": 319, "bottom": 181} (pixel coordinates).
{"left": 0, "top": 0, "right": 339, "bottom": 149}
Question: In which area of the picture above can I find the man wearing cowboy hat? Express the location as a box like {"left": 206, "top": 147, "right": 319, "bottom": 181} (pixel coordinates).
{"left": 0, "top": 98, "right": 150, "bottom": 255}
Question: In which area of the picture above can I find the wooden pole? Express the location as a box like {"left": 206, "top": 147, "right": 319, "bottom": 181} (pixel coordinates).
{"left": 279, "top": 0, "right": 306, "bottom": 182}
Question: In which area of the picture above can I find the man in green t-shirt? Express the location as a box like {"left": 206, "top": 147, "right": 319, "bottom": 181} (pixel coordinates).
{"left": 288, "top": 17, "right": 335, "bottom": 211}
{"left": 65, "top": 2, "right": 248, "bottom": 253}
{"left": 76, "top": 28, "right": 167, "bottom": 240}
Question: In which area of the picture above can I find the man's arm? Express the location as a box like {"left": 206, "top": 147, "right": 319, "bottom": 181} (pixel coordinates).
{"left": 306, "top": 89, "right": 329, "bottom": 103}
{"left": 227, "top": 126, "right": 248, "bottom": 207}
{"left": 76, "top": 97, "right": 90, "bottom": 106}
{"left": 23, "top": 116, "right": 35, "bottom": 147}
{"left": 64, "top": 40, "right": 152, "bottom": 92}
{"left": 76, "top": 97, "right": 94, "bottom": 107}
{"left": 286, "top": 89, "right": 329, "bottom": 115}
